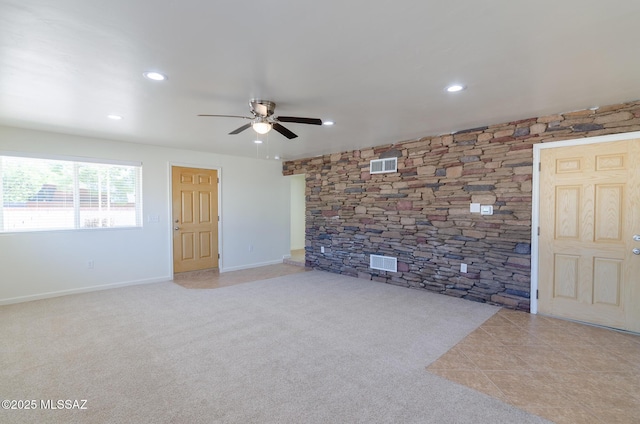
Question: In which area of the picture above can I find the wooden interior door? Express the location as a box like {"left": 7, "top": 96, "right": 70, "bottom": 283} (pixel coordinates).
{"left": 172, "top": 166, "right": 219, "bottom": 273}
{"left": 538, "top": 138, "right": 640, "bottom": 332}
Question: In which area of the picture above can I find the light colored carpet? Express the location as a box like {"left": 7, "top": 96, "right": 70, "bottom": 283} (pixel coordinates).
{"left": 0, "top": 271, "right": 550, "bottom": 423}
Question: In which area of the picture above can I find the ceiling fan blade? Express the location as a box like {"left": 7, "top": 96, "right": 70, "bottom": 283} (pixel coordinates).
{"left": 198, "top": 114, "right": 252, "bottom": 119}
{"left": 276, "top": 116, "right": 322, "bottom": 125}
{"left": 273, "top": 123, "right": 298, "bottom": 139}
{"left": 229, "top": 123, "right": 252, "bottom": 135}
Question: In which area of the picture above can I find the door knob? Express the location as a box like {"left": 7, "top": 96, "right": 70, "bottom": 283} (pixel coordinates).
{"left": 174, "top": 226, "right": 180, "bottom": 230}
{"left": 633, "top": 248, "right": 640, "bottom": 255}
{"left": 634, "top": 235, "right": 640, "bottom": 242}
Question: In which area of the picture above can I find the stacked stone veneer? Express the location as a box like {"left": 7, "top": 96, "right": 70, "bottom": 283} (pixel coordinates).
{"left": 283, "top": 101, "right": 640, "bottom": 311}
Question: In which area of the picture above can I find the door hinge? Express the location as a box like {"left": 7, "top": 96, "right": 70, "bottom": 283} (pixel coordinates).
{"left": 536, "top": 289, "right": 539, "bottom": 299}
{"left": 218, "top": 216, "right": 220, "bottom": 222}
{"left": 218, "top": 253, "right": 220, "bottom": 259}
{"left": 217, "top": 178, "right": 220, "bottom": 184}
{"left": 538, "top": 162, "right": 541, "bottom": 172}
{"left": 537, "top": 227, "right": 540, "bottom": 236}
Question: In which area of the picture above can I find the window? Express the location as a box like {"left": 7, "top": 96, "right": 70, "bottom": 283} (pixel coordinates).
{"left": 0, "top": 154, "right": 142, "bottom": 232}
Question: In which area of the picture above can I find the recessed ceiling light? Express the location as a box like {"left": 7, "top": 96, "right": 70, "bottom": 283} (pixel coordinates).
{"left": 254, "top": 139, "right": 263, "bottom": 144}
{"left": 143, "top": 71, "right": 167, "bottom": 81}
{"left": 107, "top": 114, "right": 123, "bottom": 120}
{"left": 446, "top": 84, "right": 465, "bottom": 93}
{"left": 323, "top": 120, "right": 335, "bottom": 126}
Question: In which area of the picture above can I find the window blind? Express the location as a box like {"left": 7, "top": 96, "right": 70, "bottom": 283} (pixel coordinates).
{"left": 0, "top": 155, "right": 142, "bottom": 232}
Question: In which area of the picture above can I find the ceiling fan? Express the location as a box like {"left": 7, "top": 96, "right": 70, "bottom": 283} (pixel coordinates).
{"left": 198, "top": 99, "right": 323, "bottom": 139}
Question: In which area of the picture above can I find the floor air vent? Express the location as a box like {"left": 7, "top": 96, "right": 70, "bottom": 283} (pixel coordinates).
{"left": 370, "top": 255, "right": 397, "bottom": 272}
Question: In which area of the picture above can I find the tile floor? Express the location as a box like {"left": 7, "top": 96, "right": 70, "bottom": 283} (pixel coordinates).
{"left": 283, "top": 249, "right": 306, "bottom": 267}
{"left": 428, "top": 308, "right": 640, "bottom": 424}
{"left": 173, "top": 262, "right": 640, "bottom": 423}
{"left": 172, "top": 262, "right": 308, "bottom": 289}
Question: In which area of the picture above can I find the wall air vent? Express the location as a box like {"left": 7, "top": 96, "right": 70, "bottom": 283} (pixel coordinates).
{"left": 370, "top": 157, "right": 397, "bottom": 174}
{"left": 370, "top": 254, "right": 397, "bottom": 272}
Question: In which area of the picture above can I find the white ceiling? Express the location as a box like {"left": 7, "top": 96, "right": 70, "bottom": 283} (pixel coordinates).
{"left": 1, "top": 0, "right": 639, "bottom": 161}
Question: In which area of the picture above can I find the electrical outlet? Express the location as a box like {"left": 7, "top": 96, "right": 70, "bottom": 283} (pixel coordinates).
{"left": 460, "top": 263, "right": 467, "bottom": 273}
{"left": 88, "top": 260, "right": 94, "bottom": 269}
{"left": 480, "top": 205, "right": 493, "bottom": 215}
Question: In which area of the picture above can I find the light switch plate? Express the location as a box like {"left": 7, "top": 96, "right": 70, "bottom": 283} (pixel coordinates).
{"left": 470, "top": 203, "right": 481, "bottom": 213}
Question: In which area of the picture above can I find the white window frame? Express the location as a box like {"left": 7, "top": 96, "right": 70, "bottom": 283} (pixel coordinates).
{"left": 0, "top": 151, "right": 143, "bottom": 233}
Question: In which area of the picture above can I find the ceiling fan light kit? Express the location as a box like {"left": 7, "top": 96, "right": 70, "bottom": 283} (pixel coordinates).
{"left": 198, "top": 99, "right": 323, "bottom": 140}
{"left": 252, "top": 120, "right": 272, "bottom": 134}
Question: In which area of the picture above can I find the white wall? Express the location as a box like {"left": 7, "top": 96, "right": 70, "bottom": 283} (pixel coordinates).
{"left": 0, "top": 126, "right": 290, "bottom": 304}
{"left": 289, "top": 174, "right": 306, "bottom": 250}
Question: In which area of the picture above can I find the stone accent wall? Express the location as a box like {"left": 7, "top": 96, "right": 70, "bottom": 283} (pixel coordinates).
{"left": 283, "top": 101, "right": 640, "bottom": 311}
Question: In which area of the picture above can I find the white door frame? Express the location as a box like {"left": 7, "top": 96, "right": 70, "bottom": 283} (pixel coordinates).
{"left": 530, "top": 130, "right": 640, "bottom": 314}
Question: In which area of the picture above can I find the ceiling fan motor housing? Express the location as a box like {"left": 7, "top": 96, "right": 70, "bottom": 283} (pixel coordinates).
{"left": 250, "top": 100, "right": 276, "bottom": 118}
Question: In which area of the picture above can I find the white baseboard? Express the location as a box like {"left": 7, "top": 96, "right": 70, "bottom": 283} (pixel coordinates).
{"left": 0, "top": 276, "right": 171, "bottom": 306}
